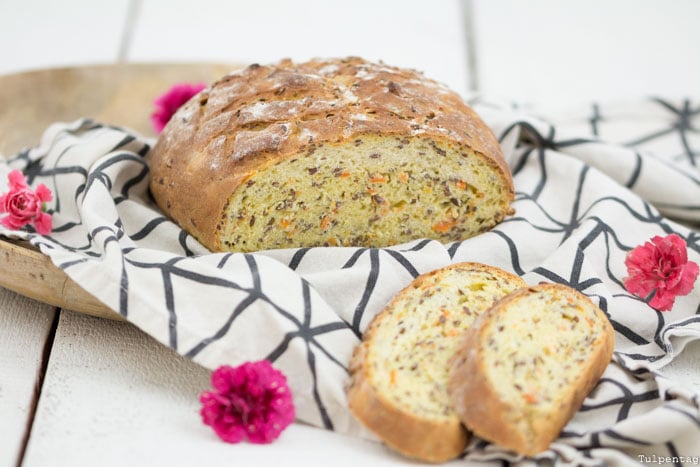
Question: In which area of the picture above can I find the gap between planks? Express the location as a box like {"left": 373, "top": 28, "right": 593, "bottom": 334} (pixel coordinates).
{"left": 15, "top": 2, "right": 135, "bottom": 461}
{"left": 14, "top": 309, "right": 61, "bottom": 467}
{"left": 9, "top": 4, "right": 476, "bottom": 464}
{"left": 117, "top": 0, "right": 142, "bottom": 62}
{"left": 460, "top": 0, "right": 480, "bottom": 93}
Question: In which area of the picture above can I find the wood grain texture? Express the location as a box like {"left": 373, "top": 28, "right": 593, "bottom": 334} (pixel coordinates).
{"left": 21, "top": 311, "right": 439, "bottom": 467}
{"left": 0, "top": 3, "right": 698, "bottom": 466}
{"left": 0, "top": 238, "right": 120, "bottom": 321}
{"left": 0, "top": 63, "right": 240, "bottom": 321}
{"left": 0, "top": 289, "right": 55, "bottom": 467}
{"left": 0, "top": 62, "right": 239, "bottom": 156}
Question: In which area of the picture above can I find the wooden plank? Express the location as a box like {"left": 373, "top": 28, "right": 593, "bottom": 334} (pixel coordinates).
{"left": 0, "top": 0, "right": 131, "bottom": 76}
{"left": 129, "top": 0, "right": 471, "bottom": 96}
{"left": 21, "top": 311, "right": 462, "bottom": 466}
{"left": 470, "top": 0, "right": 700, "bottom": 105}
{"left": 0, "top": 63, "right": 239, "bottom": 321}
{"left": 0, "top": 63, "right": 240, "bottom": 156}
{"left": 0, "top": 238, "right": 120, "bottom": 321}
{"left": 0, "top": 290, "right": 56, "bottom": 467}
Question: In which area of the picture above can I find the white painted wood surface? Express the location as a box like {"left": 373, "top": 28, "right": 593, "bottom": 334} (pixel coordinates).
{"left": 0, "top": 0, "right": 698, "bottom": 465}
{"left": 0, "top": 0, "right": 129, "bottom": 75}
{"left": 471, "top": 0, "right": 700, "bottom": 105}
{"left": 21, "top": 311, "right": 460, "bottom": 467}
{"left": 128, "top": 0, "right": 471, "bottom": 96}
{"left": 0, "top": 292, "right": 55, "bottom": 467}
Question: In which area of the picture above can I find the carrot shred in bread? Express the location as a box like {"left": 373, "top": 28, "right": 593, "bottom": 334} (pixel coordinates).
{"left": 347, "top": 262, "right": 526, "bottom": 462}
{"left": 448, "top": 283, "right": 615, "bottom": 457}
{"left": 148, "top": 57, "right": 515, "bottom": 252}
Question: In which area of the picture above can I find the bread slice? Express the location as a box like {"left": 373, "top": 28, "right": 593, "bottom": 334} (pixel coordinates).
{"left": 448, "top": 283, "right": 615, "bottom": 456}
{"left": 347, "top": 262, "right": 526, "bottom": 462}
{"left": 148, "top": 57, "right": 514, "bottom": 252}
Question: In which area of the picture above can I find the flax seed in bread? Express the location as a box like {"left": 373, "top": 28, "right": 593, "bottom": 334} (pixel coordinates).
{"left": 448, "top": 283, "right": 615, "bottom": 457}
{"left": 148, "top": 57, "right": 514, "bottom": 252}
{"left": 347, "top": 263, "right": 526, "bottom": 462}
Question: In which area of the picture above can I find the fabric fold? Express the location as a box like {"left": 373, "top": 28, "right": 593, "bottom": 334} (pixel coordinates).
{"left": 1, "top": 96, "right": 698, "bottom": 464}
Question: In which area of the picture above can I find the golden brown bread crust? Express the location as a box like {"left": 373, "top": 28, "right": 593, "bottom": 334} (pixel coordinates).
{"left": 448, "top": 284, "right": 615, "bottom": 456}
{"left": 347, "top": 267, "right": 466, "bottom": 463}
{"left": 347, "top": 262, "right": 526, "bottom": 463}
{"left": 148, "top": 57, "right": 513, "bottom": 251}
{"left": 347, "top": 341, "right": 468, "bottom": 463}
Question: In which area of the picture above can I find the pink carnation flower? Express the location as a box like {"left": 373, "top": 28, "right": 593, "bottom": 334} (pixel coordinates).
{"left": 623, "top": 233, "right": 699, "bottom": 311}
{"left": 0, "top": 170, "right": 52, "bottom": 235}
{"left": 200, "top": 360, "right": 295, "bottom": 444}
{"left": 151, "top": 82, "right": 206, "bottom": 133}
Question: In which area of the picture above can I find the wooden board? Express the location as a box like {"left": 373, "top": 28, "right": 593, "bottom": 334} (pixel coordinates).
{"left": 0, "top": 63, "right": 240, "bottom": 320}
{"left": 0, "top": 290, "right": 56, "bottom": 467}
{"left": 0, "top": 237, "right": 119, "bottom": 320}
{"left": 20, "top": 310, "right": 420, "bottom": 467}
{"left": 0, "top": 62, "right": 238, "bottom": 155}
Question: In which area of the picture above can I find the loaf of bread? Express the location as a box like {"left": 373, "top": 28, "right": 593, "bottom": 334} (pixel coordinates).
{"left": 148, "top": 57, "right": 514, "bottom": 252}
{"left": 448, "top": 283, "right": 615, "bottom": 456}
{"left": 347, "top": 262, "right": 526, "bottom": 462}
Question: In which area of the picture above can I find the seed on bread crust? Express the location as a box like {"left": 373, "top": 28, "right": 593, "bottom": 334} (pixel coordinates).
{"left": 347, "top": 262, "right": 526, "bottom": 462}
{"left": 148, "top": 57, "right": 514, "bottom": 252}
{"left": 448, "top": 283, "right": 615, "bottom": 456}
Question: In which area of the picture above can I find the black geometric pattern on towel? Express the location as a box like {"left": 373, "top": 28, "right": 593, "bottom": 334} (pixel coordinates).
{"left": 1, "top": 97, "right": 698, "bottom": 465}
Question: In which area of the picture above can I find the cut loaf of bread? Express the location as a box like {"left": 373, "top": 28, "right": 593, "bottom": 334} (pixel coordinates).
{"left": 148, "top": 57, "right": 514, "bottom": 252}
{"left": 347, "top": 262, "right": 526, "bottom": 462}
{"left": 448, "top": 283, "right": 615, "bottom": 456}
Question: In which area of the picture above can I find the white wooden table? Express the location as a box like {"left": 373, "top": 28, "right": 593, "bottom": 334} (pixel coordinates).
{"left": 1, "top": 1, "right": 699, "bottom": 465}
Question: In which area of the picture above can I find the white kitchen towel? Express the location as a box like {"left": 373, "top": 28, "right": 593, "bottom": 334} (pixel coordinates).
{"left": 1, "top": 96, "right": 699, "bottom": 465}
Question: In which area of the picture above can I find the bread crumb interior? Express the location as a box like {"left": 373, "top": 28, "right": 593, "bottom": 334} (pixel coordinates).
{"left": 221, "top": 136, "right": 509, "bottom": 252}
{"left": 367, "top": 267, "right": 523, "bottom": 421}
{"left": 481, "top": 290, "right": 606, "bottom": 437}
